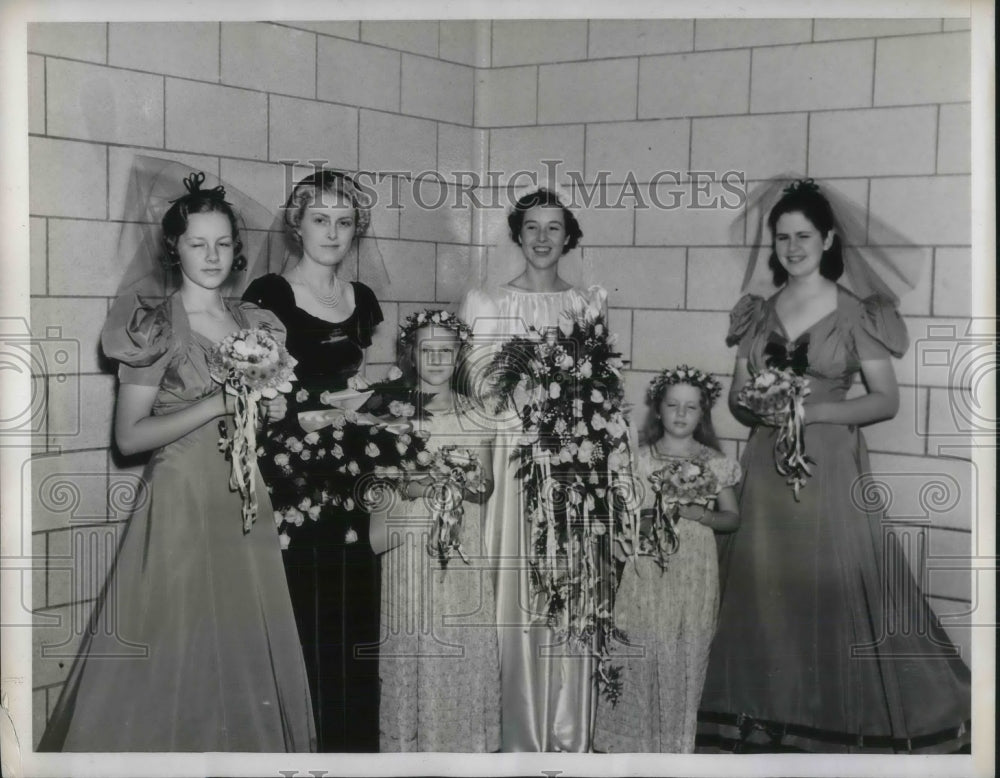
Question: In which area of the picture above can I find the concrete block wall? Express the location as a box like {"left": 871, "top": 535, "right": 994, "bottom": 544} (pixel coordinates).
{"left": 27, "top": 18, "right": 976, "bottom": 743}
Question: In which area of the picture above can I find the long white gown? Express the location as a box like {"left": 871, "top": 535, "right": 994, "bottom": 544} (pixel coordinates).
{"left": 458, "top": 283, "right": 607, "bottom": 752}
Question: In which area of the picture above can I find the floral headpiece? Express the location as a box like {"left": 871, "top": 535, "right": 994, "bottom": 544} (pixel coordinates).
{"left": 646, "top": 364, "right": 723, "bottom": 406}
{"left": 399, "top": 308, "right": 473, "bottom": 345}
{"left": 170, "top": 171, "right": 229, "bottom": 204}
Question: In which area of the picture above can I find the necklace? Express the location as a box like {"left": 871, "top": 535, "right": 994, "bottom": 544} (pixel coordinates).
{"left": 293, "top": 268, "right": 343, "bottom": 308}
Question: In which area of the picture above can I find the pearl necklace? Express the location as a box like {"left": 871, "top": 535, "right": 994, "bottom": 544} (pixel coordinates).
{"left": 293, "top": 269, "right": 343, "bottom": 308}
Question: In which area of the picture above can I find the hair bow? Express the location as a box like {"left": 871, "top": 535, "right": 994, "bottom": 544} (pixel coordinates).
{"left": 782, "top": 178, "right": 820, "bottom": 196}
{"left": 764, "top": 332, "right": 810, "bottom": 375}
{"left": 170, "top": 171, "right": 228, "bottom": 203}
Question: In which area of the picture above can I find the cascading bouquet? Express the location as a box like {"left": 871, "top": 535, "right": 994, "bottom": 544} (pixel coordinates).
{"left": 645, "top": 451, "right": 722, "bottom": 567}
{"left": 260, "top": 367, "right": 432, "bottom": 548}
{"left": 737, "top": 364, "right": 813, "bottom": 499}
{"left": 209, "top": 327, "right": 297, "bottom": 532}
{"left": 490, "top": 296, "right": 638, "bottom": 705}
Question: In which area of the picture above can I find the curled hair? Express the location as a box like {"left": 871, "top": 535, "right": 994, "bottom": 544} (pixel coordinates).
{"left": 640, "top": 372, "right": 723, "bottom": 453}
{"left": 507, "top": 187, "right": 583, "bottom": 254}
{"left": 160, "top": 177, "right": 246, "bottom": 271}
{"left": 767, "top": 179, "right": 844, "bottom": 286}
{"left": 283, "top": 169, "right": 371, "bottom": 253}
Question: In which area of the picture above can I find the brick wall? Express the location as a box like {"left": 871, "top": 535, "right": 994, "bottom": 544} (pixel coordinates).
{"left": 27, "top": 18, "right": 976, "bottom": 745}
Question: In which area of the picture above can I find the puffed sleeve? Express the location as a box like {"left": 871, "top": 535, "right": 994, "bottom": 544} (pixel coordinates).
{"left": 852, "top": 294, "right": 909, "bottom": 360}
{"left": 708, "top": 453, "right": 742, "bottom": 490}
{"left": 352, "top": 282, "right": 384, "bottom": 348}
{"left": 100, "top": 294, "right": 178, "bottom": 386}
{"left": 236, "top": 301, "right": 288, "bottom": 344}
{"left": 242, "top": 273, "right": 289, "bottom": 313}
{"left": 458, "top": 288, "right": 501, "bottom": 337}
{"left": 726, "top": 294, "right": 766, "bottom": 356}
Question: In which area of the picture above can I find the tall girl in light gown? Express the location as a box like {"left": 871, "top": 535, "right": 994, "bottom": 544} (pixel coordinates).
{"left": 458, "top": 187, "right": 607, "bottom": 752}
{"left": 698, "top": 179, "right": 971, "bottom": 753}
{"left": 594, "top": 366, "right": 739, "bottom": 753}
{"left": 39, "top": 171, "right": 315, "bottom": 752}
{"left": 375, "top": 310, "right": 501, "bottom": 752}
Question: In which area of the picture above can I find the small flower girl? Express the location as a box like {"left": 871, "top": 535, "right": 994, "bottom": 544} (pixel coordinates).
{"left": 594, "top": 365, "right": 740, "bottom": 753}
{"left": 374, "top": 309, "right": 501, "bottom": 752}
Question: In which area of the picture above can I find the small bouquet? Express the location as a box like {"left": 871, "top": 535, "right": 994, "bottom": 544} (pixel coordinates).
{"left": 402, "top": 446, "right": 488, "bottom": 568}
{"left": 645, "top": 453, "right": 721, "bottom": 567}
{"left": 209, "top": 327, "right": 296, "bottom": 532}
{"left": 737, "top": 366, "right": 813, "bottom": 499}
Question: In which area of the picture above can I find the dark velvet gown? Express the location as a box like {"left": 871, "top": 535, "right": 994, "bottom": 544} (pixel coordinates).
{"left": 698, "top": 288, "right": 971, "bottom": 753}
{"left": 243, "top": 274, "right": 384, "bottom": 751}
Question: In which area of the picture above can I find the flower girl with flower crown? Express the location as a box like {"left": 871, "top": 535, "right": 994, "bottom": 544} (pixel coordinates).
{"left": 594, "top": 366, "right": 740, "bottom": 753}
{"left": 373, "top": 309, "right": 501, "bottom": 752}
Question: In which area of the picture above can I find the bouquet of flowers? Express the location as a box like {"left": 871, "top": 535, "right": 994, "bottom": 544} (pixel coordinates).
{"left": 208, "top": 327, "right": 297, "bottom": 532}
{"left": 490, "top": 297, "right": 638, "bottom": 705}
{"left": 399, "top": 445, "right": 488, "bottom": 568}
{"left": 645, "top": 452, "right": 722, "bottom": 567}
{"left": 260, "top": 367, "right": 432, "bottom": 548}
{"left": 737, "top": 366, "right": 813, "bottom": 499}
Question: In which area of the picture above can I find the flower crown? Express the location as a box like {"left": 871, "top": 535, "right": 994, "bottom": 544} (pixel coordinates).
{"left": 399, "top": 308, "right": 473, "bottom": 345}
{"left": 646, "top": 364, "right": 723, "bottom": 406}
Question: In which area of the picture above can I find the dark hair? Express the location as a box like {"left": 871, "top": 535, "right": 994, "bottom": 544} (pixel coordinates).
{"left": 766, "top": 182, "right": 844, "bottom": 286}
{"left": 640, "top": 380, "right": 723, "bottom": 453}
{"left": 507, "top": 188, "right": 583, "bottom": 254}
{"left": 161, "top": 190, "right": 246, "bottom": 272}
{"left": 283, "top": 169, "right": 370, "bottom": 253}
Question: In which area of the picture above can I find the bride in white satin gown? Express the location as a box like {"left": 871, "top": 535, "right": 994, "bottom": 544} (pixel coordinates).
{"left": 458, "top": 188, "right": 608, "bottom": 752}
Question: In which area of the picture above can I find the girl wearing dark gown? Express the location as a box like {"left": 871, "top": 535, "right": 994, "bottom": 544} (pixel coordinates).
{"left": 698, "top": 180, "right": 971, "bottom": 753}
{"left": 243, "top": 169, "right": 383, "bottom": 751}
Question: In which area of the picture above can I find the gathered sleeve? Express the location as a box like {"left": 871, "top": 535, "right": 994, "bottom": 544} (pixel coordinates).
{"left": 708, "top": 453, "right": 742, "bottom": 490}
{"left": 458, "top": 288, "right": 501, "bottom": 337}
{"left": 351, "top": 282, "right": 384, "bottom": 349}
{"left": 726, "top": 294, "right": 766, "bottom": 356}
{"left": 100, "top": 294, "right": 178, "bottom": 386}
{"left": 851, "top": 294, "right": 909, "bottom": 360}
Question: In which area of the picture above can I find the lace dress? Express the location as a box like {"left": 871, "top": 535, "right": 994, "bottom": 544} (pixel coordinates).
{"left": 595, "top": 443, "right": 740, "bottom": 753}
{"left": 458, "top": 283, "right": 608, "bottom": 752}
{"left": 378, "top": 405, "right": 501, "bottom": 752}
{"left": 699, "top": 288, "right": 971, "bottom": 753}
{"left": 39, "top": 293, "right": 315, "bottom": 752}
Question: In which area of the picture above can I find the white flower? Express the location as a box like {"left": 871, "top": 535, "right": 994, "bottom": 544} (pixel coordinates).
{"left": 344, "top": 497, "right": 355, "bottom": 511}
{"left": 274, "top": 452, "right": 290, "bottom": 468}
{"left": 553, "top": 418, "right": 568, "bottom": 435}
{"left": 317, "top": 448, "right": 326, "bottom": 458}
{"left": 559, "top": 352, "right": 575, "bottom": 370}
{"left": 347, "top": 460, "right": 361, "bottom": 475}
{"left": 578, "top": 360, "right": 593, "bottom": 379}
{"left": 590, "top": 389, "right": 605, "bottom": 403}
{"left": 287, "top": 507, "right": 305, "bottom": 526}
{"left": 439, "top": 311, "right": 451, "bottom": 321}
{"left": 300, "top": 450, "right": 312, "bottom": 461}
{"left": 607, "top": 449, "right": 625, "bottom": 472}
{"left": 591, "top": 521, "right": 607, "bottom": 536}
{"left": 757, "top": 371, "right": 777, "bottom": 388}
{"left": 273, "top": 510, "right": 284, "bottom": 526}
{"left": 279, "top": 532, "right": 291, "bottom": 550}
{"left": 296, "top": 388, "right": 309, "bottom": 403}
{"left": 344, "top": 527, "right": 358, "bottom": 544}
{"left": 416, "top": 451, "right": 433, "bottom": 466}
{"left": 590, "top": 413, "right": 607, "bottom": 431}
{"left": 348, "top": 375, "right": 371, "bottom": 391}
{"left": 304, "top": 431, "right": 320, "bottom": 445}
{"left": 573, "top": 420, "right": 588, "bottom": 437}
{"left": 396, "top": 440, "right": 409, "bottom": 455}
{"left": 332, "top": 428, "right": 344, "bottom": 440}
{"left": 308, "top": 505, "right": 322, "bottom": 521}
{"left": 386, "top": 365, "right": 403, "bottom": 381}
{"left": 285, "top": 437, "right": 304, "bottom": 453}
{"left": 549, "top": 382, "right": 561, "bottom": 399}
{"left": 298, "top": 497, "right": 312, "bottom": 511}
{"left": 331, "top": 444, "right": 344, "bottom": 459}
{"left": 559, "top": 447, "right": 573, "bottom": 463}
{"left": 577, "top": 439, "right": 595, "bottom": 464}
{"left": 365, "top": 442, "right": 381, "bottom": 458}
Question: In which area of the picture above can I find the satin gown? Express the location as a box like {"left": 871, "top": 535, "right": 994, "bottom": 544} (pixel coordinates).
{"left": 459, "top": 283, "right": 607, "bottom": 752}
{"left": 39, "top": 293, "right": 315, "bottom": 752}
{"left": 243, "top": 274, "right": 384, "bottom": 751}
{"left": 699, "top": 288, "right": 971, "bottom": 753}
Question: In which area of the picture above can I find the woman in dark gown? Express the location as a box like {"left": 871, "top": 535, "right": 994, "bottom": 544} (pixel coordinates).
{"left": 243, "top": 169, "right": 383, "bottom": 751}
